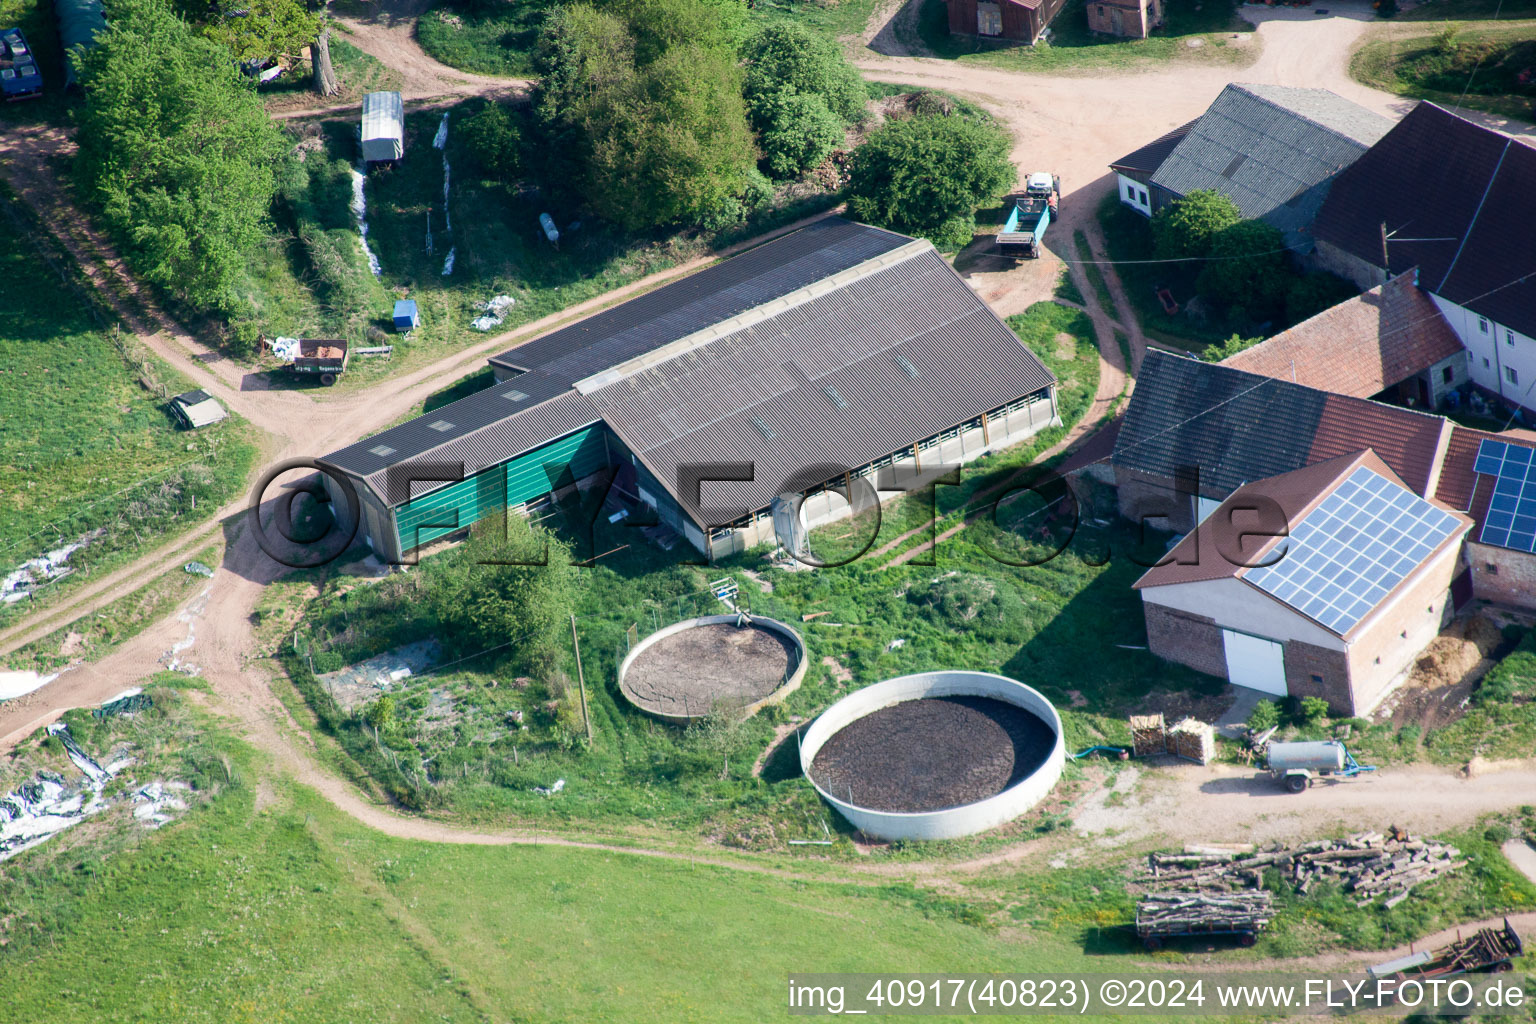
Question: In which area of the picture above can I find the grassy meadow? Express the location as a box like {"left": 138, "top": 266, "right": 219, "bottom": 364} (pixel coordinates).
{"left": 0, "top": 202, "right": 258, "bottom": 629}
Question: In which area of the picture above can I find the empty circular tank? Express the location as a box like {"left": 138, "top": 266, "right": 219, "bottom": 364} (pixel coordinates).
{"left": 799, "top": 671, "right": 1065, "bottom": 841}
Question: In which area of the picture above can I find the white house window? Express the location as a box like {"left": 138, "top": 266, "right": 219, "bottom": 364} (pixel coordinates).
{"left": 1484, "top": 357, "right": 1492, "bottom": 368}
{"left": 1507, "top": 329, "right": 1516, "bottom": 346}
{"left": 1506, "top": 366, "right": 1519, "bottom": 386}
{"left": 1479, "top": 317, "right": 1490, "bottom": 333}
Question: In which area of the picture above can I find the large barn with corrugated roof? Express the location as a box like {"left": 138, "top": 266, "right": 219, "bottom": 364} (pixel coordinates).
{"left": 321, "top": 217, "right": 1061, "bottom": 563}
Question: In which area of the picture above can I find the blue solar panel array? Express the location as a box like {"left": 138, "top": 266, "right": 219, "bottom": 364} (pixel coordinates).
{"left": 1473, "top": 439, "right": 1536, "bottom": 553}
{"left": 1245, "top": 466, "right": 1463, "bottom": 634}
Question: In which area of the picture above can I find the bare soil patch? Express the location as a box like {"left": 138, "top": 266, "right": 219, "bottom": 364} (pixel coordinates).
{"left": 809, "top": 696, "right": 1055, "bottom": 813}
{"left": 622, "top": 622, "right": 794, "bottom": 719}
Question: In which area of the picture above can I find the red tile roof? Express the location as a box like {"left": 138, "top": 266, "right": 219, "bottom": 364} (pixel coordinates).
{"left": 1137, "top": 449, "right": 1472, "bottom": 638}
{"left": 1134, "top": 451, "right": 1379, "bottom": 589}
{"left": 1221, "top": 271, "right": 1465, "bottom": 399}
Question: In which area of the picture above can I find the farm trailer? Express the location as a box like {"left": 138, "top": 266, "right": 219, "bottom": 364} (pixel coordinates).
{"left": 289, "top": 339, "right": 349, "bottom": 385}
{"left": 1, "top": 28, "right": 42, "bottom": 101}
{"left": 997, "top": 172, "right": 1059, "bottom": 259}
{"left": 1265, "top": 740, "right": 1375, "bottom": 793}
{"left": 1135, "top": 891, "right": 1273, "bottom": 951}
{"left": 1369, "top": 919, "right": 1523, "bottom": 979}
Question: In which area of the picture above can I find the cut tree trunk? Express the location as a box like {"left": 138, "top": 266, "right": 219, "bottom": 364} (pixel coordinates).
{"left": 314, "top": 27, "right": 339, "bottom": 97}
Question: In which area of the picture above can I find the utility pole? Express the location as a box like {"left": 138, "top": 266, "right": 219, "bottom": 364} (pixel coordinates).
{"left": 570, "top": 614, "right": 592, "bottom": 741}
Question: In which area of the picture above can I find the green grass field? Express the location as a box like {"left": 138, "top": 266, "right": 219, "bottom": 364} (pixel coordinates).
{"left": 0, "top": 210, "right": 258, "bottom": 627}
{"left": 3, "top": 700, "right": 1532, "bottom": 1022}
{"left": 913, "top": 0, "right": 1254, "bottom": 72}
{"left": 1352, "top": 20, "right": 1536, "bottom": 124}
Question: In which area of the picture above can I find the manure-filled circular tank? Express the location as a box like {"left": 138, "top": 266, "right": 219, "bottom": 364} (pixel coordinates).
{"left": 617, "top": 614, "right": 806, "bottom": 725}
{"left": 799, "top": 671, "right": 1065, "bottom": 841}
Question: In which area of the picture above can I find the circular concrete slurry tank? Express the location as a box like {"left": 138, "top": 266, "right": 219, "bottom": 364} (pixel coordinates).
{"left": 800, "top": 671, "right": 1065, "bottom": 841}
{"left": 618, "top": 614, "right": 806, "bottom": 725}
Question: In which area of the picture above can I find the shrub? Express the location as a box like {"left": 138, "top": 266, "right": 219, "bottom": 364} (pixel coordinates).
{"left": 741, "top": 23, "right": 864, "bottom": 179}
{"left": 846, "top": 112, "right": 1013, "bottom": 248}
{"left": 1299, "top": 696, "right": 1330, "bottom": 723}
{"left": 1247, "top": 699, "right": 1280, "bottom": 732}
{"left": 461, "top": 101, "right": 525, "bottom": 180}
{"left": 1150, "top": 189, "right": 1241, "bottom": 262}
{"left": 1195, "top": 219, "right": 1290, "bottom": 322}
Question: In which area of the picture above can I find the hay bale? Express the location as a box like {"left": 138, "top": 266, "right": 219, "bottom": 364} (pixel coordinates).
{"left": 1169, "top": 718, "right": 1215, "bottom": 765}
{"left": 1130, "top": 713, "right": 1167, "bottom": 756}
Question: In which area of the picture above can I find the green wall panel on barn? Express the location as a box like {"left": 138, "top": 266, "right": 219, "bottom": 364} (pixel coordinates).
{"left": 391, "top": 423, "right": 610, "bottom": 551}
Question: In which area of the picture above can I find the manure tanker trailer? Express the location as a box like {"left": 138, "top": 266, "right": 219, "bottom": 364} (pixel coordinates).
{"left": 1265, "top": 740, "right": 1375, "bottom": 793}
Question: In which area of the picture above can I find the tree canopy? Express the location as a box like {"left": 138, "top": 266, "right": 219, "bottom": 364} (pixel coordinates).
{"left": 75, "top": 0, "right": 285, "bottom": 313}
{"left": 1195, "top": 219, "right": 1290, "bottom": 323}
{"left": 845, "top": 111, "right": 1014, "bottom": 248}
{"left": 181, "top": 0, "right": 321, "bottom": 65}
{"left": 428, "top": 513, "right": 577, "bottom": 667}
{"left": 1150, "top": 189, "right": 1242, "bottom": 262}
{"left": 742, "top": 23, "right": 865, "bottom": 179}
{"left": 534, "top": 0, "right": 757, "bottom": 230}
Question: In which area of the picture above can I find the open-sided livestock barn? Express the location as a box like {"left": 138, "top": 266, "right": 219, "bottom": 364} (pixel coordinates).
{"left": 320, "top": 217, "right": 1060, "bottom": 563}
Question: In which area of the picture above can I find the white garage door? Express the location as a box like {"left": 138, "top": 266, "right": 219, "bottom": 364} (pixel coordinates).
{"left": 1221, "top": 630, "right": 1287, "bottom": 696}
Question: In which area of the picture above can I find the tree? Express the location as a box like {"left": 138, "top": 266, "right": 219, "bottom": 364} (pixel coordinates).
{"left": 845, "top": 112, "right": 1014, "bottom": 248}
{"left": 364, "top": 695, "right": 397, "bottom": 733}
{"left": 534, "top": 0, "right": 757, "bottom": 230}
{"left": 428, "top": 513, "right": 576, "bottom": 668}
{"left": 1284, "top": 271, "right": 1356, "bottom": 326}
{"left": 1150, "top": 189, "right": 1241, "bottom": 262}
{"left": 195, "top": 0, "right": 321, "bottom": 65}
{"left": 1201, "top": 332, "right": 1263, "bottom": 363}
{"left": 75, "top": 0, "right": 285, "bottom": 313}
{"left": 1195, "top": 219, "right": 1290, "bottom": 323}
{"left": 461, "top": 101, "right": 524, "bottom": 179}
{"left": 741, "top": 24, "right": 864, "bottom": 180}
{"left": 750, "top": 89, "right": 845, "bottom": 179}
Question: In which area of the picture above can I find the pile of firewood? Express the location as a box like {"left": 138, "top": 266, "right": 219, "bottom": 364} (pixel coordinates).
{"left": 1130, "top": 714, "right": 1167, "bottom": 757}
{"left": 1137, "top": 890, "right": 1273, "bottom": 932}
{"left": 1143, "top": 829, "right": 1465, "bottom": 909}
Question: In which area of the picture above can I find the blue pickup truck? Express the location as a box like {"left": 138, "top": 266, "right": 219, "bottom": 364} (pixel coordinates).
{"left": 1, "top": 28, "right": 43, "bottom": 101}
{"left": 997, "top": 172, "right": 1060, "bottom": 259}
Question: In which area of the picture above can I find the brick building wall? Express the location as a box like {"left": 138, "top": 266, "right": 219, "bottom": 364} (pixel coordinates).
{"left": 1309, "top": 239, "right": 1388, "bottom": 293}
{"left": 1467, "top": 541, "right": 1536, "bottom": 608}
{"left": 1142, "top": 601, "right": 1227, "bottom": 678}
{"left": 1279, "top": 641, "right": 1353, "bottom": 714}
{"left": 1343, "top": 543, "right": 1462, "bottom": 715}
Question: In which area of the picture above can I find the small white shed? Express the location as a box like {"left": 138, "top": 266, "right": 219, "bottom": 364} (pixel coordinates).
{"left": 360, "top": 91, "right": 404, "bottom": 164}
{"left": 170, "top": 390, "right": 227, "bottom": 429}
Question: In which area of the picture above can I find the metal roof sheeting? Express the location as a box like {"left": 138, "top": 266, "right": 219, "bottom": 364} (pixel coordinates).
{"left": 361, "top": 91, "right": 403, "bottom": 161}
{"left": 326, "top": 219, "right": 1055, "bottom": 522}
{"left": 1151, "top": 84, "right": 1392, "bottom": 252}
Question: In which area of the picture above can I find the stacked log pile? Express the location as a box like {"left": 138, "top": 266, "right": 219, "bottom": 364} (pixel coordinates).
{"left": 1136, "top": 891, "right": 1273, "bottom": 935}
{"left": 1130, "top": 714, "right": 1166, "bottom": 757}
{"left": 1143, "top": 830, "right": 1464, "bottom": 908}
{"left": 1168, "top": 718, "right": 1215, "bottom": 765}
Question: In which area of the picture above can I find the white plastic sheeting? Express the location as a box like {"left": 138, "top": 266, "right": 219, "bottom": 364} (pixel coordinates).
{"left": 350, "top": 167, "right": 383, "bottom": 277}
{"left": 471, "top": 294, "right": 515, "bottom": 331}
{"left": 0, "top": 724, "right": 118, "bottom": 862}
{"left": 4, "top": 536, "right": 92, "bottom": 604}
{"left": 0, "top": 721, "right": 190, "bottom": 861}
{"left": 434, "top": 112, "right": 456, "bottom": 277}
{"left": 271, "top": 336, "right": 301, "bottom": 363}
{"left": 0, "top": 670, "right": 59, "bottom": 701}
{"left": 132, "top": 781, "right": 189, "bottom": 828}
